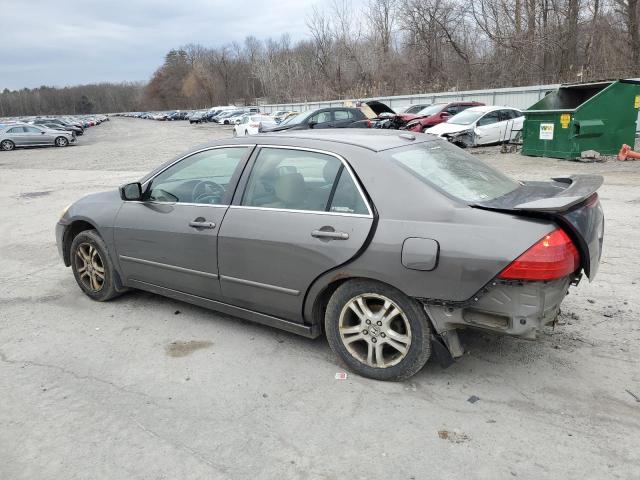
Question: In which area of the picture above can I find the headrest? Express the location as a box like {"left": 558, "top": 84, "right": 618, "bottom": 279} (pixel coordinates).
{"left": 274, "top": 173, "right": 306, "bottom": 207}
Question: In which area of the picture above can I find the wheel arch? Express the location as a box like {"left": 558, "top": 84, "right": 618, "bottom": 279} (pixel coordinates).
{"left": 304, "top": 273, "right": 411, "bottom": 335}
{"left": 61, "top": 219, "right": 99, "bottom": 266}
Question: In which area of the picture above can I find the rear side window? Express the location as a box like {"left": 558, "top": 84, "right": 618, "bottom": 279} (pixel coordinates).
{"left": 334, "top": 110, "right": 354, "bottom": 120}
{"left": 389, "top": 142, "right": 519, "bottom": 202}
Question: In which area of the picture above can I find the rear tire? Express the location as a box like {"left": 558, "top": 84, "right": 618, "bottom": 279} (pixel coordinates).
{"left": 70, "top": 229, "right": 121, "bottom": 302}
{"left": 325, "top": 279, "right": 432, "bottom": 381}
{"left": 55, "top": 136, "right": 69, "bottom": 147}
{"left": 1, "top": 139, "right": 15, "bottom": 151}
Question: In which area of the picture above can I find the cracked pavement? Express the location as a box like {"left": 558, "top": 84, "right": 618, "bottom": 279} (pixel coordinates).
{"left": 1, "top": 118, "right": 639, "bottom": 479}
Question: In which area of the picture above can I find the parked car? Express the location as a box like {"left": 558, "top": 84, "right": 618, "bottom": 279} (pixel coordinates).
{"left": 189, "top": 111, "right": 207, "bottom": 124}
{"left": 233, "top": 114, "right": 274, "bottom": 136}
{"left": 1, "top": 123, "right": 75, "bottom": 151}
{"left": 260, "top": 107, "right": 367, "bottom": 132}
{"left": 426, "top": 105, "right": 524, "bottom": 147}
{"left": 401, "top": 102, "right": 485, "bottom": 133}
{"left": 55, "top": 130, "right": 604, "bottom": 380}
{"left": 402, "top": 104, "right": 431, "bottom": 114}
{"left": 271, "top": 110, "right": 291, "bottom": 122}
{"left": 217, "top": 110, "right": 247, "bottom": 125}
{"left": 32, "top": 119, "right": 84, "bottom": 136}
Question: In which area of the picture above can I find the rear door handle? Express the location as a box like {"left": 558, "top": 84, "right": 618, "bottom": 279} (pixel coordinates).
{"left": 189, "top": 221, "right": 216, "bottom": 229}
{"left": 311, "top": 229, "right": 349, "bottom": 240}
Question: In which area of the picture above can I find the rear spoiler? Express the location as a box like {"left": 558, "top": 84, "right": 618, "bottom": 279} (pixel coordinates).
{"left": 511, "top": 175, "right": 603, "bottom": 212}
{"left": 473, "top": 175, "right": 603, "bottom": 213}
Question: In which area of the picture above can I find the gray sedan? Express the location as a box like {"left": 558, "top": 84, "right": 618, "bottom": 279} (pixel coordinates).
{"left": 55, "top": 130, "right": 604, "bottom": 380}
{"left": 0, "top": 123, "right": 75, "bottom": 151}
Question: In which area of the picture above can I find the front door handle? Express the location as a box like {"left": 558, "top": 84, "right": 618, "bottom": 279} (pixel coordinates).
{"left": 311, "top": 229, "right": 349, "bottom": 240}
{"left": 189, "top": 220, "right": 216, "bottom": 229}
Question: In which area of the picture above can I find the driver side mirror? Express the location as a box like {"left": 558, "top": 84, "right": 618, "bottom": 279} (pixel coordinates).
{"left": 120, "top": 182, "right": 143, "bottom": 201}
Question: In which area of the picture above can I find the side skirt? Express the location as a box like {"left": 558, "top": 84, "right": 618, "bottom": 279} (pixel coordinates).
{"left": 128, "top": 279, "right": 320, "bottom": 338}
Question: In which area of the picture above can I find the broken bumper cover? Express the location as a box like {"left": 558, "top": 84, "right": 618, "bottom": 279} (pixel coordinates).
{"left": 424, "top": 277, "right": 573, "bottom": 342}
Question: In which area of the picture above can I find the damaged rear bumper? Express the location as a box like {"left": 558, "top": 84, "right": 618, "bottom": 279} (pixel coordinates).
{"left": 423, "top": 277, "right": 573, "bottom": 357}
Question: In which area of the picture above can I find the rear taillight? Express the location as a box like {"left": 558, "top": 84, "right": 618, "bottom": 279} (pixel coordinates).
{"left": 497, "top": 228, "right": 580, "bottom": 281}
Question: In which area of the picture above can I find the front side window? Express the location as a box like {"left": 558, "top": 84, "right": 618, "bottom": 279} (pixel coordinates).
{"left": 477, "top": 111, "right": 501, "bottom": 126}
{"left": 389, "top": 141, "right": 519, "bottom": 202}
{"left": 25, "top": 126, "right": 41, "bottom": 133}
{"left": 241, "top": 148, "right": 368, "bottom": 214}
{"left": 146, "top": 147, "right": 247, "bottom": 205}
{"left": 310, "top": 111, "right": 332, "bottom": 124}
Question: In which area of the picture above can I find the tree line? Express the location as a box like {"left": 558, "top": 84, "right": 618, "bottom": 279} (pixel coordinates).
{"left": 2, "top": 0, "right": 639, "bottom": 116}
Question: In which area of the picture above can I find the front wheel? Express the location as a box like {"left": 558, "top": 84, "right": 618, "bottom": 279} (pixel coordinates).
{"left": 70, "top": 229, "right": 121, "bottom": 301}
{"left": 1, "top": 139, "right": 15, "bottom": 151}
{"left": 325, "top": 279, "right": 432, "bottom": 381}
{"left": 55, "top": 136, "right": 69, "bottom": 147}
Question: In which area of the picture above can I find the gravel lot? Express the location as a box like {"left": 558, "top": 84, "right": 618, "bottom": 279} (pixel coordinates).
{"left": 1, "top": 118, "right": 639, "bottom": 480}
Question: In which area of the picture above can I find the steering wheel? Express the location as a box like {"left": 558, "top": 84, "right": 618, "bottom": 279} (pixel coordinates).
{"left": 192, "top": 180, "right": 225, "bottom": 204}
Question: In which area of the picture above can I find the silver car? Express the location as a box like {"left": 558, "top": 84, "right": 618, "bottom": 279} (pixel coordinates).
{"left": 55, "top": 130, "right": 604, "bottom": 380}
{"left": 0, "top": 123, "right": 75, "bottom": 151}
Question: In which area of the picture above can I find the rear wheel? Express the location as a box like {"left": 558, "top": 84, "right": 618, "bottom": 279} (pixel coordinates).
{"left": 1, "top": 139, "right": 15, "bottom": 151}
{"left": 55, "top": 136, "right": 69, "bottom": 147}
{"left": 325, "top": 279, "right": 431, "bottom": 381}
{"left": 70, "top": 229, "right": 121, "bottom": 301}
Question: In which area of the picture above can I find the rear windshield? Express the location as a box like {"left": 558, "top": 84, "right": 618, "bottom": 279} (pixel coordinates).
{"left": 388, "top": 142, "right": 519, "bottom": 202}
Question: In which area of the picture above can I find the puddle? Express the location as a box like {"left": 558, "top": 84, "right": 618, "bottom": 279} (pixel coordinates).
{"left": 165, "top": 340, "right": 213, "bottom": 357}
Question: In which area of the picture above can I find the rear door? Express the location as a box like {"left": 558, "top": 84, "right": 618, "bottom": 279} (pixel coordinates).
{"left": 5, "top": 127, "right": 29, "bottom": 146}
{"left": 217, "top": 146, "right": 374, "bottom": 321}
{"left": 113, "top": 146, "right": 252, "bottom": 300}
{"left": 330, "top": 109, "right": 357, "bottom": 128}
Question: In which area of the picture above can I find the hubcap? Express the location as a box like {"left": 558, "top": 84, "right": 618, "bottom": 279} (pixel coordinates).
{"left": 1, "top": 141, "right": 12, "bottom": 150}
{"left": 74, "top": 243, "right": 105, "bottom": 292}
{"left": 338, "top": 293, "right": 412, "bottom": 368}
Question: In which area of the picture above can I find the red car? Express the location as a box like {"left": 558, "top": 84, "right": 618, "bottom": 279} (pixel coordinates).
{"left": 401, "top": 101, "right": 485, "bottom": 133}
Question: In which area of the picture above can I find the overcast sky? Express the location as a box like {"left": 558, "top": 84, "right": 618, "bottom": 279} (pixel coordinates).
{"left": 0, "top": 0, "right": 337, "bottom": 90}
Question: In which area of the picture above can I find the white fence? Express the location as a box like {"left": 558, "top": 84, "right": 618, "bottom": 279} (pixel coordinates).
{"left": 258, "top": 84, "right": 561, "bottom": 114}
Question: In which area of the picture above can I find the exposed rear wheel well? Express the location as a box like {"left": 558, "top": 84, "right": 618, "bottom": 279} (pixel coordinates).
{"left": 62, "top": 220, "right": 96, "bottom": 266}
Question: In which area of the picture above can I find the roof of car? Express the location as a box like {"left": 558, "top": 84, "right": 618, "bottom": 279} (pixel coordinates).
{"left": 465, "top": 105, "right": 521, "bottom": 112}
{"left": 254, "top": 129, "right": 434, "bottom": 152}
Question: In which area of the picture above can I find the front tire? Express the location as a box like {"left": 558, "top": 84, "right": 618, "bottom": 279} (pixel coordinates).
{"left": 70, "top": 229, "right": 121, "bottom": 301}
{"left": 325, "top": 279, "right": 432, "bottom": 381}
{"left": 55, "top": 136, "right": 69, "bottom": 147}
{"left": 1, "top": 139, "right": 15, "bottom": 151}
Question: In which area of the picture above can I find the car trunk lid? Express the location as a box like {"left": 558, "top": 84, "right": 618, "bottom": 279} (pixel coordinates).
{"left": 473, "top": 175, "right": 604, "bottom": 279}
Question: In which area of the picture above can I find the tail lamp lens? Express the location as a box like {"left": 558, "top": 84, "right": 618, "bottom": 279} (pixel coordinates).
{"left": 497, "top": 228, "right": 580, "bottom": 281}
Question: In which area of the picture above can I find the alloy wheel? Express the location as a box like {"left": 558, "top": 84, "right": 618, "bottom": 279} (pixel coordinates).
{"left": 338, "top": 293, "right": 412, "bottom": 368}
{"left": 74, "top": 243, "right": 105, "bottom": 292}
{"left": 56, "top": 137, "right": 68, "bottom": 146}
{"left": 1, "top": 140, "right": 14, "bottom": 151}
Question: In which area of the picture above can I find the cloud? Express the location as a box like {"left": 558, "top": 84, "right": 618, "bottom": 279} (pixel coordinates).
{"left": 0, "top": 0, "right": 321, "bottom": 89}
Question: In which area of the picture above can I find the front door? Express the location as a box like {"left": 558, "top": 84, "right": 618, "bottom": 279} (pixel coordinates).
{"left": 114, "top": 146, "right": 251, "bottom": 300}
{"left": 475, "top": 110, "right": 502, "bottom": 145}
{"left": 218, "top": 146, "right": 374, "bottom": 321}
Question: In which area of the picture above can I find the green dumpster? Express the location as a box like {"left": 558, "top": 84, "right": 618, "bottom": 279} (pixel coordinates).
{"left": 522, "top": 80, "right": 640, "bottom": 159}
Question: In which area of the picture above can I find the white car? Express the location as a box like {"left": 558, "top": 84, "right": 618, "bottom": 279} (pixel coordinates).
{"left": 425, "top": 106, "right": 524, "bottom": 146}
{"left": 233, "top": 115, "right": 275, "bottom": 136}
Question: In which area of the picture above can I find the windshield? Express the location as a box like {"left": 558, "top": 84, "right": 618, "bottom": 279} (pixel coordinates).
{"left": 388, "top": 141, "right": 519, "bottom": 202}
{"left": 416, "top": 104, "right": 446, "bottom": 116}
{"left": 280, "top": 111, "right": 311, "bottom": 126}
{"left": 447, "top": 109, "right": 486, "bottom": 125}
